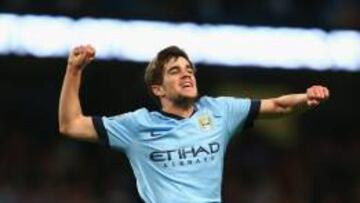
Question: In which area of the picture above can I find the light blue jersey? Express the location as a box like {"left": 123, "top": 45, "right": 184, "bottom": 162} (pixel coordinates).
{"left": 93, "top": 96, "right": 260, "bottom": 203}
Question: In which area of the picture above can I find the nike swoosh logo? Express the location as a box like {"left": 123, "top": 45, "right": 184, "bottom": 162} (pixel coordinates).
{"left": 150, "top": 131, "right": 162, "bottom": 137}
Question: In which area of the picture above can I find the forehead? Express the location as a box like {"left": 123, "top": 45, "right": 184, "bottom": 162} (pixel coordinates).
{"left": 163, "top": 57, "right": 191, "bottom": 71}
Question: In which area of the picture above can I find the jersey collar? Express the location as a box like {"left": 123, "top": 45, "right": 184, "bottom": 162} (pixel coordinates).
{"left": 159, "top": 106, "right": 197, "bottom": 120}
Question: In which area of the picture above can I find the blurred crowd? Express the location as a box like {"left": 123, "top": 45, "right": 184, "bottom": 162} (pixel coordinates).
{"left": 0, "top": 0, "right": 359, "bottom": 28}
{"left": 0, "top": 125, "right": 140, "bottom": 203}
{"left": 224, "top": 131, "right": 360, "bottom": 203}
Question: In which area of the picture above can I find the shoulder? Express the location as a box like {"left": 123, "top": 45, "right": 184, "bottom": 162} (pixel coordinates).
{"left": 197, "top": 96, "right": 254, "bottom": 114}
{"left": 197, "top": 95, "right": 223, "bottom": 105}
{"left": 103, "top": 108, "right": 154, "bottom": 131}
{"left": 197, "top": 96, "right": 231, "bottom": 112}
{"left": 198, "top": 95, "right": 249, "bottom": 107}
{"left": 105, "top": 108, "right": 150, "bottom": 123}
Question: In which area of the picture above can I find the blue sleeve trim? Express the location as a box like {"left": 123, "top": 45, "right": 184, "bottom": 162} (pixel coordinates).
{"left": 245, "top": 100, "right": 261, "bottom": 129}
{"left": 92, "top": 116, "right": 110, "bottom": 147}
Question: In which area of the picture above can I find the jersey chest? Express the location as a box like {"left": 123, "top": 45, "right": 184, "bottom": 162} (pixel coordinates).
{"left": 139, "top": 110, "right": 225, "bottom": 145}
{"left": 129, "top": 111, "right": 227, "bottom": 169}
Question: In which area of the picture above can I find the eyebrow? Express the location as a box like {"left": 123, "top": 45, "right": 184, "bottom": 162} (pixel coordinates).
{"left": 166, "top": 62, "right": 193, "bottom": 73}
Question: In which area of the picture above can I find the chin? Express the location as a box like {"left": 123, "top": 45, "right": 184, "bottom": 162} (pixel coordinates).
{"left": 182, "top": 92, "right": 198, "bottom": 99}
{"left": 173, "top": 92, "right": 198, "bottom": 108}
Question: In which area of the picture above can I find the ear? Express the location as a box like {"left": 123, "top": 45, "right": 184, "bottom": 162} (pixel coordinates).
{"left": 151, "top": 85, "right": 165, "bottom": 97}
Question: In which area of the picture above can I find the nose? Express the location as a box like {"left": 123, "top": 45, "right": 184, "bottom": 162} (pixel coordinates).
{"left": 180, "top": 68, "right": 192, "bottom": 78}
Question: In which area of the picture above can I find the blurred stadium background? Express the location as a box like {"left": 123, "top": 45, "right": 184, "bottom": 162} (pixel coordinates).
{"left": 0, "top": 0, "right": 359, "bottom": 203}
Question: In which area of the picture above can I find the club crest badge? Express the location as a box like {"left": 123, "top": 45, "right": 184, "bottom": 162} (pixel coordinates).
{"left": 198, "top": 114, "right": 213, "bottom": 130}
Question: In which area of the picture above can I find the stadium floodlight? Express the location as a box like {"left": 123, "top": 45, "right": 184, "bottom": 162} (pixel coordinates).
{"left": 0, "top": 13, "right": 359, "bottom": 71}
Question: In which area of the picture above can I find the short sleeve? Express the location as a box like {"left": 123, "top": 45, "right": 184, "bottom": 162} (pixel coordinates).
{"left": 92, "top": 112, "right": 135, "bottom": 151}
{"left": 217, "top": 97, "right": 260, "bottom": 136}
{"left": 244, "top": 100, "right": 261, "bottom": 129}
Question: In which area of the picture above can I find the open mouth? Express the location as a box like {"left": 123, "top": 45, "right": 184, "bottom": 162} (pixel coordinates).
{"left": 181, "top": 81, "right": 193, "bottom": 89}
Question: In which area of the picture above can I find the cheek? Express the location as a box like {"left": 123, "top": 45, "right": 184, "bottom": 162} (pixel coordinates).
{"left": 163, "top": 79, "right": 178, "bottom": 92}
{"left": 193, "top": 79, "right": 198, "bottom": 89}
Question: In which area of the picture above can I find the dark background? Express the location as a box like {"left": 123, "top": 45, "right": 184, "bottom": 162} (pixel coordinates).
{"left": 0, "top": 0, "right": 359, "bottom": 202}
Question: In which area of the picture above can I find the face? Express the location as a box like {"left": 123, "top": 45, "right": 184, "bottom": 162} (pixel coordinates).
{"left": 152, "top": 57, "right": 198, "bottom": 106}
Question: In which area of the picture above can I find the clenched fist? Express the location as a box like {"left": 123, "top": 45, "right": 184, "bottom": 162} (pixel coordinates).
{"left": 67, "top": 45, "right": 96, "bottom": 70}
{"left": 306, "top": 85, "right": 330, "bottom": 107}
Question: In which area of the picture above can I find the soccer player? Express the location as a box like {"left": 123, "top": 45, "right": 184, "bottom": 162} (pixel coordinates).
{"left": 59, "top": 45, "right": 330, "bottom": 203}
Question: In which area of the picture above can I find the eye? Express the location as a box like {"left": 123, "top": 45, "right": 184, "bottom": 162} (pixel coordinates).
{"left": 169, "top": 68, "right": 179, "bottom": 74}
{"left": 187, "top": 67, "right": 194, "bottom": 74}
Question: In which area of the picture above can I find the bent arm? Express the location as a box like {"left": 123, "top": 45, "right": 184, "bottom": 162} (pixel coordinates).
{"left": 258, "top": 85, "right": 330, "bottom": 119}
{"left": 58, "top": 45, "right": 98, "bottom": 141}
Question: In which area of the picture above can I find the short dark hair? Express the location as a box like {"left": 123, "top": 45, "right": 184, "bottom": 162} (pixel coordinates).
{"left": 144, "top": 46, "right": 195, "bottom": 103}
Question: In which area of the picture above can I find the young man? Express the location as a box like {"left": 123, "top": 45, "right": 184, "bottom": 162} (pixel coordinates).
{"left": 59, "top": 45, "right": 330, "bottom": 203}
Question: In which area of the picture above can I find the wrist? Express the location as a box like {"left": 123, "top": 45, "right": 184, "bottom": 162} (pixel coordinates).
{"left": 66, "top": 65, "right": 83, "bottom": 75}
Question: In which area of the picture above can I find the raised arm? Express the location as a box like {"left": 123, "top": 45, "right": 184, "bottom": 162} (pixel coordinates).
{"left": 258, "top": 85, "right": 330, "bottom": 119}
{"left": 58, "top": 45, "right": 98, "bottom": 142}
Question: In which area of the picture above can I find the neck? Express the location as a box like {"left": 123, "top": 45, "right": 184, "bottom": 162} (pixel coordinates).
{"left": 161, "top": 102, "right": 195, "bottom": 118}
